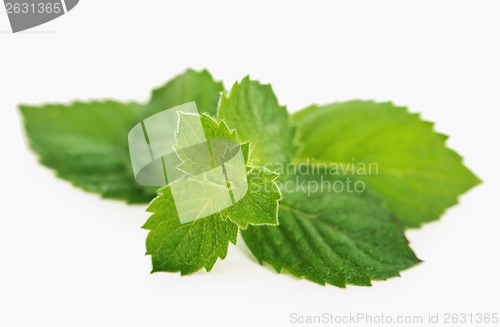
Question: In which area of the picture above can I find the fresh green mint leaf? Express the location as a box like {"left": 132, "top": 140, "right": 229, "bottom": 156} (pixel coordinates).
{"left": 175, "top": 113, "right": 281, "bottom": 229}
{"left": 19, "top": 101, "right": 156, "bottom": 203}
{"left": 218, "top": 77, "right": 298, "bottom": 170}
{"left": 20, "top": 69, "right": 224, "bottom": 204}
{"left": 293, "top": 101, "right": 481, "bottom": 227}
{"left": 143, "top": 113, "right": 281, "bottom": 274}
{"left": 198, "top": 112, "right": 237, "bottom": 140}
{"left": 143, "top": 186, "right": 238, "bottom": 275}
{"left": 241, "top": 173, "right": 420, "bottom": 287}
{"left": 174, "top": 112, "right": 238, "bottom": 172}
{"left": 144, "top": 166, "right": 281, "bottom": 274}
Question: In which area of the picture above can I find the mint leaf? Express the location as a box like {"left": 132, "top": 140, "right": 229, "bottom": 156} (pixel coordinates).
{"left": 144, "top": 167, "right": 281, "bottom": 274}
{"left": 175, "top": 113, "right": 281, "bottom": 228}
{"left": 143, "top": 187, "right": 238, "bottom": 275}
{"left": 174, "top": 112, "right": 238, "bottom": 173}
{"left": 144, "top": 114, "right": 281, "bottom": 274}
{"left": 218, "top": 77, "right": 298, "bottom": 170}
{"left": 20, "top": 69, "right": 225, "bottom": 204}
{"left": 19, "top": 101, "right": 155, "bottom": 203}
{"left": 241, "top": 173, "right": 420, "bottom": 287}
{"left": 293, "top": 101, "right": 481, "bottom": 227}
{"left": 173, "top": 112, "right": 217, "bottom": 176}
{"left": 145, "top": 69, "right": 224, "bottom": 117}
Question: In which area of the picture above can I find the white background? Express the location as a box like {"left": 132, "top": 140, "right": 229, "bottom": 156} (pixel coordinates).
{"left": 1, "top": 1, "right": 499, "bottom": 326}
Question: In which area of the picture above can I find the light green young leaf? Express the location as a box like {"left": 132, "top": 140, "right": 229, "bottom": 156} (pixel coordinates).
{"left": 241, "top": 173, "right": 420, "bottom": 287}
{"left": 293, "top": 101, "right": 481, "bottom": 227}
{"left": 198, "top": 112, "right": 237, "bottom": 140}
{"left": 218, "top": 77, "right": 298, "bottom": 170}
{"left": 173, "top": 112, "right": 216, "bottom": 176}
{"left": 19, "top": 101, "right": 155, "bottom": 203}
{"left": 174, "top": 113, "right": 281, "bottom": 229}
{"left": 174, "top": 112, "right": 238, "bottom": 173}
